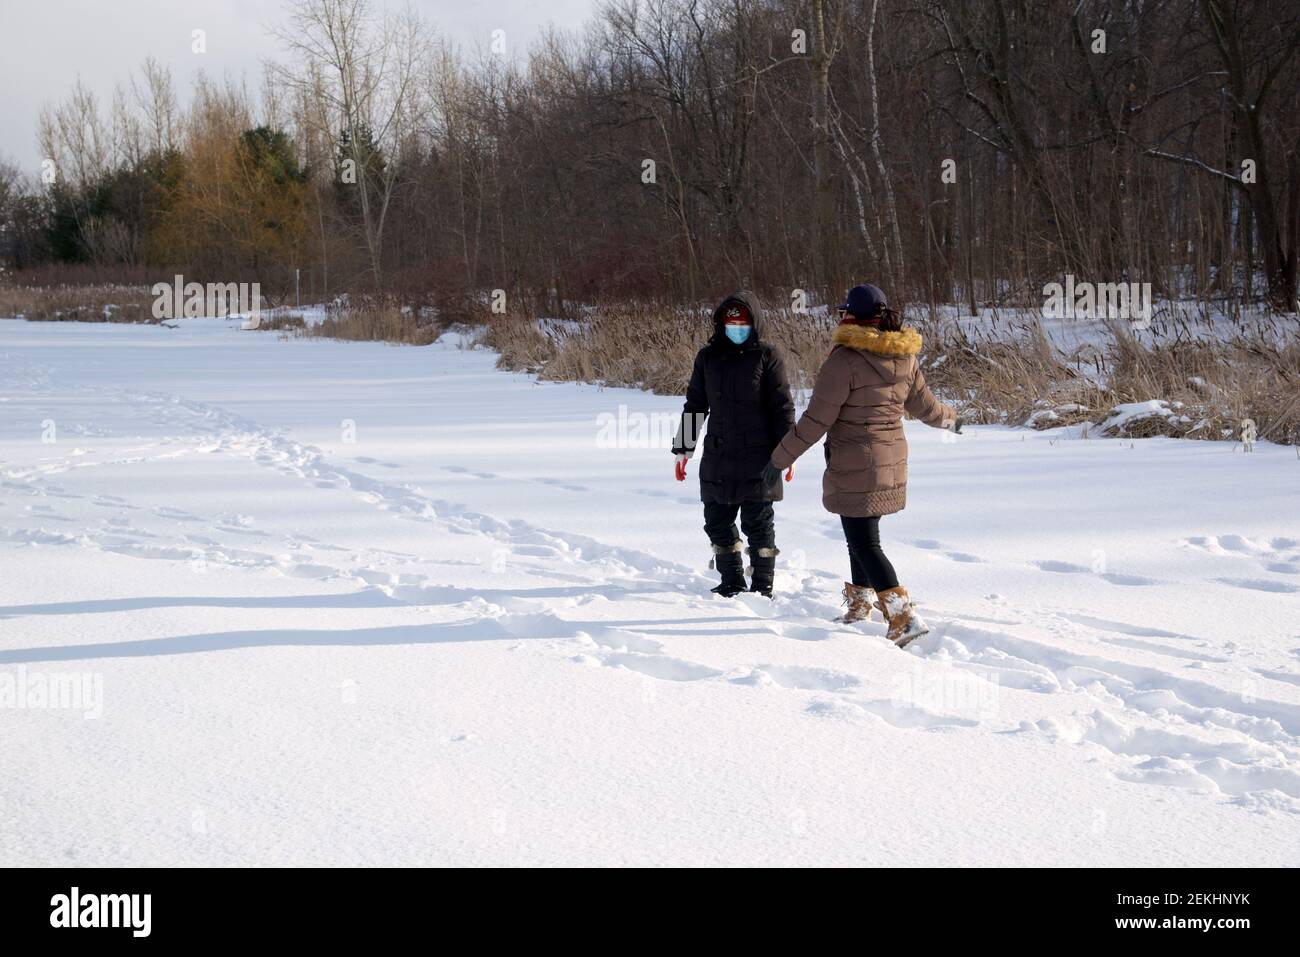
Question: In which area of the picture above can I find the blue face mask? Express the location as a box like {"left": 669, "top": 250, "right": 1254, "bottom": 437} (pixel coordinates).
{"left": 724, "top": 324, "right": 752, "bottom": 345}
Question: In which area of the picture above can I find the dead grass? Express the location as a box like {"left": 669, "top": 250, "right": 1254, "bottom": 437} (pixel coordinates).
{"left": 487, "top": 302, "right": 1300, "bottom": 445}
{"left": 0, "top": 284, "right": 156, "bottom": 323}
{"left": 1104, "top": 324, "right": 1300, "bottom": 443}
{"left": 300, "top": 296, "right": 443, "bottom": 345}
{"left": 912, "top": 316, "right": 1110, "bottom": 427}
{"left": 255, "top": 313, "right": 307, "bottom": 332}
{"left": 484, "top": 302, "right": 836, "bottom": 395}
{"left": 480, "top": 313, "right": 561, "bottom": 373}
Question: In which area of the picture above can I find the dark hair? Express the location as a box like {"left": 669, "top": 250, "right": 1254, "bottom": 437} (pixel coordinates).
{"left": 877, "top": 305, "right": 904, "bottom": 332}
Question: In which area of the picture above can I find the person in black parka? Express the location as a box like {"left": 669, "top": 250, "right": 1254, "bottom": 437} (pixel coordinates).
{"left": 672, "top": 291, "right": 796, "bottom": 597}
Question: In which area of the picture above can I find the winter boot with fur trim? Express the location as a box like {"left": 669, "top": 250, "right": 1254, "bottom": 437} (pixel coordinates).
{"left": 710, "top": 541, "right": 747, "bottom": 597}
{"left": 747, "top": 546, "right": 779, "bottom": 597}
{"left": 838, "top": 582, "right": 877, "bottom": 623}
{"left": 875, "top": 586, "right": 929, "bottom": 648}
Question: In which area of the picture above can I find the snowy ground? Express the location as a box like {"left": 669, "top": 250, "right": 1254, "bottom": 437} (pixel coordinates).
{"left": 1, "top": 316, "right": 1298, "bottom": 866}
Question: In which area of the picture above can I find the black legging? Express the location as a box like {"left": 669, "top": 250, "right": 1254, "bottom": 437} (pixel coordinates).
{"left": 840, "top": 516, "right": 899, "bottom": 591}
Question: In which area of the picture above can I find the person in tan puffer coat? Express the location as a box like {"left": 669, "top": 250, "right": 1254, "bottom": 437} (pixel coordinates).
{"left": 764, "top": 284, "right": 959, "bottom": 647}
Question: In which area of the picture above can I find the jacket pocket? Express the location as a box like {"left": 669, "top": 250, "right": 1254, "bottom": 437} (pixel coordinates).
{"left": 828, "top": 437, "right": 872, "bottom": 473}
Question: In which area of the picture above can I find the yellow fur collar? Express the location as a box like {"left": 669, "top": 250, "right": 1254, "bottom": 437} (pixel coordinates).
{"left": 831, "top": 324, "right": 923, "bottom": 357}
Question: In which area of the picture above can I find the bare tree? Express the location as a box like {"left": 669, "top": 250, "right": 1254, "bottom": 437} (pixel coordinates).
{"left": 271, "top": 0, "right": 428, "bottom": 285}
{"left": 131, "top": 57, "right": 178, "bottom": 157}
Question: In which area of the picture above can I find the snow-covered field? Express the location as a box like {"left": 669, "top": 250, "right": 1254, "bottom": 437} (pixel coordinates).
{"left": 1, "top": 317, "right": 1298, "bottom": 866}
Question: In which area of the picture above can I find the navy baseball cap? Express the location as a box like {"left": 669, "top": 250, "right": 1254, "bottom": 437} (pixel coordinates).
{"left": 838, "top": 284, "right": 887, "bottom": 319}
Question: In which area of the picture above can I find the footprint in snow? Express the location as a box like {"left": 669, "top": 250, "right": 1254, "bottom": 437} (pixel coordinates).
{"left": 1035, "top": 559, "right": 1088, "bottom": 573}
{"left": 1216, "top": 577, "right": 1299, "bottom": 594}
{"left": 534, "top": 477, "right": 589, "bottom": 493}
{"left": 1100, "top": 636, "right": 1227, "bottom": 663}
{"left": 910, "top": 538, "right": 988, "bottom": 564}
{"left": 153, "top": 506, "right": 204, "bottom": 522}
{"left": 1032, "top": 560, "right": 1157, "bottom": 586}
{"left": 1055, "top": 611, "right": 1197, "bottom": 641}
{"left": 807, "top": 696, "right": 980, "bottom": 730}
{"left": 1183, "top": 535, "right": 1300, "bottom": 587}
{"left": 442, "top": 465, "right": 496, "bottom": 480}
{"left": 1254, "top": 669, "right": 1300, "bottom": 688}
{"left": 597, "top": 651, "right": 722, "bottom": 682}
{"left": 1100, "top": 572, "right": 1158, "bottom": 586}
{"left": 277, "top": 562, "right": 337, "bottom": 580}
{"left": 732, "top": 665, "right": 860, "bottom": 692}
{"left": 773, "top": 623, "right": 841, "bottom": 642}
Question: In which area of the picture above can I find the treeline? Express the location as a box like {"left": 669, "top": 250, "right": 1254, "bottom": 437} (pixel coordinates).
{"left": 1, "top": 0, "right": 1297, "bottom": 313}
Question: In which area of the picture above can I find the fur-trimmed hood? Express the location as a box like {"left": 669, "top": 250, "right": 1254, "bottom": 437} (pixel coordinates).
{"left": 831, "top": 323, "right": 923, "bottom": 357}
{"left": 769, "top": 319, "right": 956, "bottom": 519}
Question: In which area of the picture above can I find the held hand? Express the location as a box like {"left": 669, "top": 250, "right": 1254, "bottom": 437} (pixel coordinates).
{"left": 761, "top": 461, "right": 783, "bottom": 487}
{"left": 674, "top": 453, "right": 689, "bottom": 482}
{"left": 785, "top": 463, "right": 795, "bottom": 482}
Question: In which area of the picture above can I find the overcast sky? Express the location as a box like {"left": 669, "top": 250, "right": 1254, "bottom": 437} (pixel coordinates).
{"left": 0, "top": 0, "right": 597, "bottom": 172}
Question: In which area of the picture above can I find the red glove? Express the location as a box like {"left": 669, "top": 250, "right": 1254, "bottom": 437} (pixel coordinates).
{"left": 674, "top": 454, "right": 690, "bottom": 482}
{"left": 785, "top": 463, "right": 795, "bottom": 481}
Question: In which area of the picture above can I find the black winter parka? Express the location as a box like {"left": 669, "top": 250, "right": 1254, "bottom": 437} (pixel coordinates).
{"left": 671, "top": 291, "right": 796, "bottom": 504}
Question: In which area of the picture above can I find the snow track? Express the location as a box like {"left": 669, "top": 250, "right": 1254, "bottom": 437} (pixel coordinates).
{"left": 1, "top": 321, "right": 1298, "bottom": 865}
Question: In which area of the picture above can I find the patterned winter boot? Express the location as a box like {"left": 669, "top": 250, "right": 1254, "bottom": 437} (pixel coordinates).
{"left": 838, "top": 582, "right": 877, "bottom": 623}
{"left": 710, "top": 541, "right": 747, "bottom": 597}
{"left": 875, "top": 586, "right": 929, "bottom": 648}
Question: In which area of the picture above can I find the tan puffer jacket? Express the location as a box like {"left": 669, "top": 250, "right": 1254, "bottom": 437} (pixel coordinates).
{"left": 770, "top": 324, "right": 956, "bottom": 516}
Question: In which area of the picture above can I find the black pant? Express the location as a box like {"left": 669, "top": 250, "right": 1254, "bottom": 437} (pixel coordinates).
{"left": 703, "top": 501, "right": 775, "bottom": 551}
{"left": 840, "top": 515, "right": 899, "bottom": 590}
